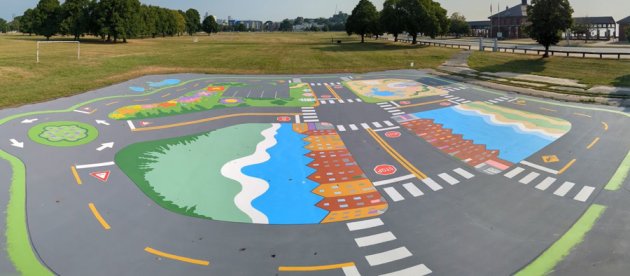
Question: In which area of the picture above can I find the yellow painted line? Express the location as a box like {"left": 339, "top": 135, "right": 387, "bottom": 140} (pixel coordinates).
{"left": 133, "top": 113, "right": 300, "bottom": 132}
{"left": 398, "top": 99, "right": 448, "bottom": 109}
{"left": 366, "top": 129, "right": 427, "bottom": 179}
{"left": 307, "top": 83, "right": 320, "bottom": 107}
{"left": 144, "top": 247, "right": 210, "bottom": 266}
{"left": 540, "top": 107, "right": 557, "bottom": 112}
{"left": 324, "top": 84, "right": 342, "bottom": 100}
{"left": 279, "top": 262, "right": 355, "bottom": 272}
{"left": 558, "top": 159, "right": 577, "bottom": 175}
{"left": 161, "top": 93, "right": 171, "bottom": 98}
{"left": 574, "top": 113, "right": 592, "bottom": 118}
{"left": 587, "top": 137, "right": 600, "bottom": 149}
{"left": 105, "top": 101, "right": 119, "bottom": 106}
{"left": 602, "top": 122, "right": 609, "bottom": 131}
{"left": 71, "top": 166, "right": 82, "bottom": 185}
{"left": 88, "top": 108, "right": 98, "bottom": 114}
{"left": 88, "top": 203, "right": 111, "bottom": 230}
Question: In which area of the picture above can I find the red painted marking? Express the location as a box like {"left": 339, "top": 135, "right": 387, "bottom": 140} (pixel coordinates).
{"left": 140, "top": 121, "right": 152, "bottom": 126}
{"left": 385, "top": 131, "right": 401, "bottom": 138}
{"left": 374, "top": 165, "right": 397, "bottom": 176}
{"left": 321, "top": 95, "right": 332, "bottom": 99}
{"left": 400, "top": 101, "right": 411, "bottom": 105}
{"left": 277, "top": 116, "right": 291, "bottom": 122}
{"left": 440, "top": 102, "right": 452, "bottom": 106}
{"left": 90, "top": 171, "right": 111, "bottom": 182}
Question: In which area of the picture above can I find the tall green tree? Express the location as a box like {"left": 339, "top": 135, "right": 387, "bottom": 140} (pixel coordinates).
{"left": 400, "top": 0, "right": 430, "bottom": 44}
{"left": 140, "top": 5, "right": 158, "bottom": 38}
{"left": 8, "top": 17, "right": 22, "bottom": 32}
{"left": 95, "top": 0, "right": 142, "bottom": 42}
{"left": 184, "top": 8, "right": 201, "bottom": 35}
{"left": 0, "top": 18, "right": 8, "bottom": 33}
{"left": 174, "top": 10, "right": 186, "bottom": 36}
{"left": 381, "top": 0, "right": 405, "bottom": 42}
{"left": 449, "top": 12, "right": 470, "bottom": 38}
{"left": 33, "top": 0, "right": 61, "bottom": 40}
{"left": 20, "top": 9, "right": 37, "bottom": 35}
{"left": 202, "top": 15, "right": 219, "bottom": 35}
{"left": 430, "top": 1, "right": 449, "bottom": 37}
{"left": 60, "top": 0, "right": 92, "bottom": 40}
{"left": 279, "top": 19, "right": 293, "bottom": 32}
{"left": 526, "top": 0, "right": 573, "bottom": 57}
{"left": 346, "top": 0, "right": 379, "bottom": 43}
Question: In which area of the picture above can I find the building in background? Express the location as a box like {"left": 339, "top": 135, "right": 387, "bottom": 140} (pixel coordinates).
{"left": 468, "top": 21, "right": 491, "bottom": 37}
{"left": 617, "top": 16, "right": 630, "bottom": 42}
{"left": 572, "top": 17, "right": 617, "bottom": 40}
{"left": 488, "top": 0, "right": 528, "bottom": 39}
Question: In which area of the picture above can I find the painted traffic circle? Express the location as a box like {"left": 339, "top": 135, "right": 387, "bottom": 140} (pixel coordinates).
{"left": 28, "top": 121, "right": 99, "bottom": 147}
{"left": 374, "top": 164, "right": 397, "bottom": 176}
{"left": 385, "top": 131, "right": 401, "bottom": 138}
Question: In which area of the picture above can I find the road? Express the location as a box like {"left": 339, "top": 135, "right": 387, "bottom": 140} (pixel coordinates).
{"left": 0, "top": 70, "right": 628, "bottom": 275}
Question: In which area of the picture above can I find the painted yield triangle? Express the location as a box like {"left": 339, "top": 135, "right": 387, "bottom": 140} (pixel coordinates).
{"left": 90, "top": 171, "right": 111, "bottom": 182}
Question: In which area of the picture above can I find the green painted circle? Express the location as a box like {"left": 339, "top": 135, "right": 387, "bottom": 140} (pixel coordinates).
{"left": 28, "top": 121, "right": 99, "bottom": 147}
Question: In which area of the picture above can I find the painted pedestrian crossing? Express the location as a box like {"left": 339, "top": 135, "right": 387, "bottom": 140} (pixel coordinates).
{"left": 485, "top": 96, "right": 519, "bottom": 105}
{"left": 377, "top": 102, "right": 406, "bottom": 116}
{"left": 374, "top": 168, "right": 476, "bottom": 203}
{"left": 439, "top": 86, "right": 467, "bottom": 92}
{"left": 318, "top": 98, "right": 364, "bottom": 104}
{"left": 336, "top": 121, "right": 400, "bottom": 132}
{"left": 503, "top": 166, "right": 595, "bottom": 203}
{"left": 300, "top": 107, "right": 319, "bottom": 123}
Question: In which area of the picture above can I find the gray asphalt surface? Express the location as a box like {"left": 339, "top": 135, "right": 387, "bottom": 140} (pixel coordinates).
{"left": 0, "top": 70, "right": 628, "bottom": 276}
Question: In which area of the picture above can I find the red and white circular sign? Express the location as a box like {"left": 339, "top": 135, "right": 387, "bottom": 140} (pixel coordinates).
{"left": 400, "top": 101, "right": 411, "bottom": 105}
{"left": 385, "top": 131, "right": 401, "bottom": 138}
{"left": 321, "top": 95, "right": 332, "bottom": 99}
{"left": 374, "top": 164, "right": 397, "bottom": 176}
{"left": 276, "top": 116, "right": 291, "bottom": 122}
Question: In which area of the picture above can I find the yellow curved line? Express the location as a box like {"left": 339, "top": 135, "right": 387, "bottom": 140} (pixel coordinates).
{"left": 132, "top": 113, "right": 300, "bottom": 132}
{"left": 279, "top": 262, "right": 355, "bottom": 271}
{"left": 366, "top": 129, "right": 427, "bottom": 179}
{"left": 325, "top": 84, "right": 342, "bottom": 100}
{"left": 144, "top": 247, "right": 210, "bottom": 266}
{"left": 602, "top": 122, "right": 609, "bottom": 131}
{"left": 88, "top": 203, "right": 110, "bottom": 230}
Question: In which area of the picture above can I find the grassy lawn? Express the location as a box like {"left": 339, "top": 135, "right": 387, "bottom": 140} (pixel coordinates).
{"left": 468, "top": 51, "right": 630, "bottom": 87}
{"left": 0, "top": 32, "right": 458, "bottom": 108}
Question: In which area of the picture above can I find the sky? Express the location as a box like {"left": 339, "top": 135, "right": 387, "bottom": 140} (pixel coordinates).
{"left": 1, "top": 0, "right": 628, "bottom": 23}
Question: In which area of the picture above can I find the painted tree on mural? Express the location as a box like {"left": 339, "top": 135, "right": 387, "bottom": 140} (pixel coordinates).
{"left": 526, "top": 0, "right": 574, "bottom": 57}
{"left": 346, "top": 0, "right": 380, "bottom": 43}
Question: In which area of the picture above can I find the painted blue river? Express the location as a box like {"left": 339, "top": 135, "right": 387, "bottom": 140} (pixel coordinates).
{"left": 242, "top": 124, "right": 327, "bottom": 224}
{"left": 148, "top": 79, "right": 181, "bottom": 88}
{"left": 413, "top": 107, "right": 555, "bottom": 163}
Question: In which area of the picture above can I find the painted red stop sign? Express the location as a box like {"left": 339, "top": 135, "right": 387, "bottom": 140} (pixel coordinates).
{"left": 277, "top": 116, "right": 291, "bottom": 122}
{"left": 385, "top": 131, "right": 401, "bottom": 138}
{"left": 374, "top": 164, "right": 397, "bottom": 176}
{"left": 400, "top": 101, "right": 411, "bottom": 105}
{"left": 321, "top": 95, "right": 332, "bottom": 99}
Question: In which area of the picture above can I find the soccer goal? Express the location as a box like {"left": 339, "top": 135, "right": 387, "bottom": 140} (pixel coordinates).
{"left": 36, "top": 41, "right": 80, "bottom": 63}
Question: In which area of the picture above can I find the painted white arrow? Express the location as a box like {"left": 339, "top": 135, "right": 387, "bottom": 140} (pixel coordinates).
{"left": 97, "top": 142, "right": 115, "bottom": 151}
{"left": 95, "top": 120, "right": 110, "bottom": 126}
{"left": 21, "top": 118, "right": 38, "bottom": 124}
{"left": 9, "top": 139, "right": 24, "bottom": 148}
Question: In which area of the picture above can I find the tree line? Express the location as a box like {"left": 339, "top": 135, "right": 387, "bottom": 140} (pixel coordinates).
{"left": 9, "top": 0, "right": 219, "bottom": 42}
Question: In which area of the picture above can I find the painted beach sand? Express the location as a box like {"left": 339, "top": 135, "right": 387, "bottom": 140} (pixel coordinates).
{"left": 345, "top": 78, "right": 447, "bottom": 102}
{"left": 394, "top": 102, "right": 571, "bottom": 175}
{"left": 115, "top": 123, "right": 387, "bottom": 224}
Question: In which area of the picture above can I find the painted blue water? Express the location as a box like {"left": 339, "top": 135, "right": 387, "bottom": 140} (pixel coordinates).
{"left": 371, "top": 87, "right": 395, "bottom": 97}
{"left": 413, "top": 107, "right": 555, "bottom": 163}
{"left": 129, "top": 86, "right": 145, "bottom": 92}
{"left": 243, "top": 124, "right": 327, "bottom": 224}
{"left": 148, "top": 79, "right": 181, "bottom": 87}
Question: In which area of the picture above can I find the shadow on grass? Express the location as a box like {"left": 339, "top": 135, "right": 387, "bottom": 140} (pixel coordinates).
{"left": 474, "top": 57, "right": 548, "bottom": 74}
{"left": 318, "top": 41, "right": 429, "bottom": 52}
{"left": 612, "top": 74, "right": 630, "bottom": 88}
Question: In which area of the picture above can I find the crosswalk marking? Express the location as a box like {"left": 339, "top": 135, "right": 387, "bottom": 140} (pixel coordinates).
{"left": 383, "top": 107, "right": 398, "bottom": 110}
{"left": 347, "top": 218, "right": 384, "bottom": 231}
{"left": 384, "top": 121, "right": 394, "bottom": 127}
{"left": 421, "top": 178, "right": 443, "bottom": 191}
{"left": 392, "top": 112, "right": 406, "bottom": 116}
{"left": 535, "top": 177, "right": 557, "bottom": 191}
{"left": 354, "top": 231, "right": 397, "bottom": 247}
{"left": 337, "top": 125, "right": 347, "bottom": 132}
{"left": 438, "top": 173, "right": 459, "bottom": 185}
{"left": 373, "top": 174, "right": 415, "bottom": 186}
{"left": 304, "top": 119, "right": 319, "bottom": 123}
{"left": 356, "top": 99, "right": 363, "bottom": 102}
{"left": 374, "top": 126, "right": 401, "bottom": 132}
{"left": 347, "top": 99, "right": 354, "bottom": 103}
{"left": 338, "top": 99, "right": 345, "bottom": 103}
{"left": 505, "top": 167, "right": 525, "bottom": 179}
{"left": 365, "top": 247, "right": 413, "bottom": 266}
{"left": 453, "top": 168, "right": 474, "bottom": 179}
{"left": 361, "top": 123, "right": 370, "bottom": 129}
{"left": 380, "top": 264, "right": 432, "bottom": 276}
{"left": 553, "top": 182, "right": 576, "bottom": 197}
{"left": 519, "top": 172, "right": 540, "bottom": 184}
{"left": 328, "top": 100, "right": 335, "bottom": 104}
{"left": 320, "top": 100, "right": 326, "bottom": 104}
{"left": 377, "top": 102, "right": 388, "bottom": 106}
{"left": 303, "top": 115, "right": 319, "bottom": 119}
{"left": 301, "top": 107, "right": 314, "bottom": 109}
{"left": 349, "top": 124, "right": 358, "bottom": 131}
{"left": 402, "top": 183, "right": 424, "bottom": 197}
{"left": 383, "top": 187, "right": 404, "bottom": 202}
{"left": 372, "top": 122, "right": 383, "bottom": 128}
{"left": 489, "top": 100, "right": 498, "bottom": 103}
{"left": 574, "top": 186, "right": 595, "bottom": 202}
{"left": 388, "top": 109, "right": 402, "bottom": 113}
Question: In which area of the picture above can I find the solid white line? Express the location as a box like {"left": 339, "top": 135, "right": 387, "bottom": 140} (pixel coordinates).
{"left": 374, "top": 126, "right": 401, "bottom": 132}
{"left": 402, "top": 183, "right": 424, "bottom": 197}
{"left": 444, "top": 95, "right": 455, "bottom": 98}
{"left": 126, "top": 120, "right": 136, "bottom": 130}
{"left": 320, "top": 100, "right": 326, "bottom": 104}
{"left": 489, "top": 100, "right": 498, "bottom": 104}
{"left": 448, "top": 100, "right": 461, "bottom": 105}
{"left": 388, "top": 109, "right": 402, "bottom": 113}
{"left": 365, "top": 247, "right": 412, "bottom": 266}
{"left": 339, "top": 99, "right": 345, "bottom": 103}
{"left": 421, "top": 178, "right": 443, "bottom": 191}
{"left": 372, "top": 122, "right": 383, "bottom": 128}
{"left": 462, "top": 100, "right": 472, "bottom": 104}
{"left": 520, "top": 160, "right": 559, "bottom": 175}
{"left": 349, "top": 124, "right": 358, "bottom": 131}
{"left": 328, "top": 100, "right": 336, "bottom": 104}
{"left": 456, "top": 98, "right": 467, "bottom": 102}
{"left": 304, "top": 119, "right": 320, "bottom": 123}
{"left": 535, "top": 177, "right": 557, "bottom": 191}
{"left": 450, "top": 97, "right": 461, "bottom": 100}
{"left": 301, "top": 107, "right": 315, "bottom": 109}
{"left": 505, "top": 167, "right": 525, "bottom": 179}
{"left": 342, "top": 266, "right": 361, "bottom": 276}
{"left": 438, "top": 173, "right": 459, "bottom": 185}
{"left": 75, "top": 161, "right": 116, "bottom": 170}
{"left": 347, "top": 218, "right": 384, "bottom": 231}
{"left": 337, "top": 125, "right": 347, "bottom": 132}
{"left": 383, "top": 187, "right": 404, "bottom": 202}
{"left": 355, "top": 231, "right": 397, "bottom": 247}
{"left": 377, "top": 102, "right": 389, "bottom": 106}
{"left": 381, "top": 105, "right": 394, "bottom": 108}
{"left": 73, "top": 109, "right": 91, "bottom": 114}
{"left": 380, "top": 264, "right": 432, "bottom": 276}
{"left": 383, "top": 121, "right": 394, "bottom": 127}
{"left": 554, "top": 182, "right": 576, "bottom": 197}
{"left": 303, "top": 116, "right": 319, "bottom": 119}
{"left": 294, "top": 115, "right": 301, "bottom": 124}
{"left": 373, "top": 174, "right": 415, "bottom": 186}
{"left": 383, "top": 107, "right": 398, "bottom": 110}
{"left": 391, "top": 112, "right": 406, "bottom": 116}
{"left": 347, "top": 99, "right": 354, "bottom": 103}
{"left": 574, "top": 186, "right": 595, "bottom": 202}
{"left": 356, "top": 99, "right": 363, "bottom": 102}
{"left": 519, "top": 172, "right": 540, "bottom": 185}
{"left": 389, "top": 101, "right": 401, "bottom": 107}
{"left": 453, "top": 168, "right": 474, "bottom": 179}
{"left": 361, "top": 123, "right": 370, "bottom": 129}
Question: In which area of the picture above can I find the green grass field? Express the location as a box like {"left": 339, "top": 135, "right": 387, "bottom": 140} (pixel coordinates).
{"left": 0, "top": 32, "right": 458, "bottom": 108}
{"left": 469, "top": 51, "right": 630, "bottom": 87}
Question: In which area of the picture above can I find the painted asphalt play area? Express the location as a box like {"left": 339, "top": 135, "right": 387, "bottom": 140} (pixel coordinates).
{"left": 0, "top": 70, "right": 629, "bottom": 275}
